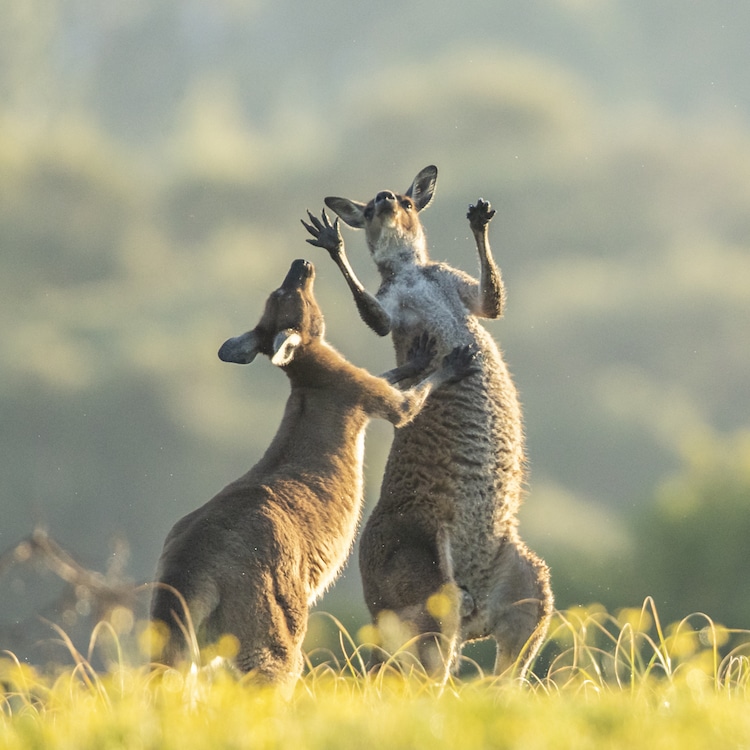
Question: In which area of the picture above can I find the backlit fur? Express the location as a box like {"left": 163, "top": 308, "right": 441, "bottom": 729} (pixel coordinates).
{"left": 150, "top": 259, "right": 472, "bottom": 690}
{"left": 312, "top": 166, "right": 553, "bottom": 680}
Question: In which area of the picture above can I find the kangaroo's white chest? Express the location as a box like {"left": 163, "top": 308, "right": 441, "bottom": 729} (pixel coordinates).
{"left": 379, "top": 266, "right": 469, "bottom": 347}
{"left": 379, "top": 268, "right": 437, "bottom": 325}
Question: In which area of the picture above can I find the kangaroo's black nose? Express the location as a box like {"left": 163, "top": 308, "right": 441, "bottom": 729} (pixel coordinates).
{"left": 282, "top": 259, "right": 314, "bottom": 289}
{"left": 375, "top": 190, "right": 396, "bottom": 203}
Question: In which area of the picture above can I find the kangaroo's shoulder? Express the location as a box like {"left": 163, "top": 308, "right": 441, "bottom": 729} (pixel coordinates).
{"left": 296, "top": 340, "right": 389, "bottom": 399}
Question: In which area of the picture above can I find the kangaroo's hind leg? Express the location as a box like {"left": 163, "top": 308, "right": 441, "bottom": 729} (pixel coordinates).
{"left": 211, "top": 570, "right": 308, "bottom": 692}
{"left": 360, "top": 515, "right": 461, "bottom": 680}
{"left": 487, "top": 540, "right": 553, "bottom": 679}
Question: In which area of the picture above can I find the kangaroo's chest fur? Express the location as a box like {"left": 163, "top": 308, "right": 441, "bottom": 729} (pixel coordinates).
{"left": 377, "top": 263, "right": 474, "bottom": 361}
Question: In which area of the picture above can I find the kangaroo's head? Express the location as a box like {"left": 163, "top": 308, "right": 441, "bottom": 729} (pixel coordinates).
{"left": 324, "top": 165, "right": 437, "bottom": 268}
{"left": 218, "top": 259, "right": 325, "bottom": 367}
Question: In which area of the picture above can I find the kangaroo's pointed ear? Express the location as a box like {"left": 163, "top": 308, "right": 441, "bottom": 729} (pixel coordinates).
{"left": 218, "top": 330, "right": 260, "bottom": 364}
{"left": 406, "top": 165, "right": 438, "bottom": 212}
{"left": 271, "top": 330, "right": 302, "bottom": 367}
{"left": 324, "top": 197, "right": 367, "bottom": 228}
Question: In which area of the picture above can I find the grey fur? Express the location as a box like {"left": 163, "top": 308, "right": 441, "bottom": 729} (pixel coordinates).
{"left": 150, "top": 258, "right": 477, "bottom": 689}
{"left": 304, "top": 167, "right": 553, "bottom": 680}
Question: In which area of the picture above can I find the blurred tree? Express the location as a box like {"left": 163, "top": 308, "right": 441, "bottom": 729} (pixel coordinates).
{"left": 614, "top": 430, "right": 750, "bottom": 628}
{"left": 2, "top": 0, "right": 750, "bottom": 662}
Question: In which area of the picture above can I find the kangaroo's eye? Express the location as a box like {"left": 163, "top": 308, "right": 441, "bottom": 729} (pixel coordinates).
{"left": 401, "top": 199, "right": 413, "bottom": 211}
{"left": 364, "top": 205, "right": 374, "bottom": 220}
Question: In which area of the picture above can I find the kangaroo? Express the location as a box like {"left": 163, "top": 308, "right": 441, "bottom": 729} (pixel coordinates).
{"left": 303, "top": 166, "right": 553, "bottom": 680}
{"left": 150, "top": 257, "right": 477, "bottom": 689}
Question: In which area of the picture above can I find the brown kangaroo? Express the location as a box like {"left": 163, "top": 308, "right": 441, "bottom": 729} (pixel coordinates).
{"left": 150, "top": 257, "right": 477, "bottom": 689}
{"left": 303, "top": 166, "right": 553, "bottom": 680}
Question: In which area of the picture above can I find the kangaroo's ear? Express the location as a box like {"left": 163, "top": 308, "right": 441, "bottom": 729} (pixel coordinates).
{"left": 271, "top": 330, "right": 302, "bottom": 367}
{"left": 324, "top": 197, "right": 367, "bottom": 228}
{"left": 218, "top": 330, "right": 260, "bottom": 364}
{"left": 406, "top": 165, "right": 437, "bottom": 212}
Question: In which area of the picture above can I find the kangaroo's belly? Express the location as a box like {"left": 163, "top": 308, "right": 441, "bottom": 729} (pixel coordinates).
{"left": 380, "top": 352, "right": 524, "bottom": 540}
{"left": 379, "top": 272, "right": 472, "bottom": 355}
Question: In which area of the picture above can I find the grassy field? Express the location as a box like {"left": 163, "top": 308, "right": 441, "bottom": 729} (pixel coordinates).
{"left": 2, "top": 601, "right": 749, "bottom": 749}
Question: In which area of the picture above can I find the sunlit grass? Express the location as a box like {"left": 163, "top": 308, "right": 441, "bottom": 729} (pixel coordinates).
{"left": 2, "top": 600, "right": 749, "bottom": 749}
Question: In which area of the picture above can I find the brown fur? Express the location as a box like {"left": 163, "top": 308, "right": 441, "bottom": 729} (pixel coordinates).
{"left": 150, "top": 259, "right": 475, "bottom": 689}
{"left": 305, "top": 167, "right": 553, "bottom": 680}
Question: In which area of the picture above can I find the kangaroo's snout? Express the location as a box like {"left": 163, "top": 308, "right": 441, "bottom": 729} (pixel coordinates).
{"left": 374, "top": 191, "right": 398, "bottom": 217}
{"left": 282, "top": 259, "right": 314, "bottom": 290}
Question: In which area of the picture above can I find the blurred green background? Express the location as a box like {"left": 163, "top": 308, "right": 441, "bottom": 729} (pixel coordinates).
{"left": 1, "top": 0, "right": 749, "bottom": 661}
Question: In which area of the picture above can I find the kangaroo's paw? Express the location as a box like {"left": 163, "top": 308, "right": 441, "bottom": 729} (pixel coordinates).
{"left": 406, "top": 332, "right": 437, "bottom": 372}
{"left": 467, "top": 198, "right": 496, "bottom": 233}
{"left": 301, "top": 210, "right": 344, "bottom": 257}
{"left": 442, "top": 344, "right": 482, "bottom": 383}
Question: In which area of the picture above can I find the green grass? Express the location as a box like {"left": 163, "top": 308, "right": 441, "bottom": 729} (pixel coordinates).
{"left": 2, "top": 600, "right": 749, "bottom": 749}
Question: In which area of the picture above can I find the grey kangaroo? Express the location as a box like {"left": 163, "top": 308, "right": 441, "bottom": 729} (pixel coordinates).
{"left": 303, "top": 166, "right": 553, "bottom": 680}
{"left": 150, "top": 257, "right": 477, "bottom": 689}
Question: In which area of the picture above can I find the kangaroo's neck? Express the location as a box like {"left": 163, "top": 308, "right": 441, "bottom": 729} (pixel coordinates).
{"left": 369, "top": 228, "right": 429, "bottom": 273}
{"left": 249, "top": 342, "right": 366, "bottom": 482}
{"left": 282, "top": 341, "right": 341, "bottom": 388}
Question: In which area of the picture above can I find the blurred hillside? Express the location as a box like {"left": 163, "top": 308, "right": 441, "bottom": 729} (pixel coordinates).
{"left": 1, "top": 0, "right": 749, "bottom": 657}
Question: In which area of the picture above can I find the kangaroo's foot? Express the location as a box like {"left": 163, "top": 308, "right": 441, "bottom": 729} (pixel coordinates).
{"left": 459, "top": 587, "right": 475, "bottom": 618}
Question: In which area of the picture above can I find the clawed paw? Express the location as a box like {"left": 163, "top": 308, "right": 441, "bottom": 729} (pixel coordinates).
{"left": 467, "top": 199, "right": 495, "bottom": 232}
{"left": 442, "top": 344, "right": 482, "bottom": 382}
{"left": 406, "top": 331, "right": 437, "bottom": 371}
{"left": 301, "top": 210, "right": 344, "bottom": 256}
